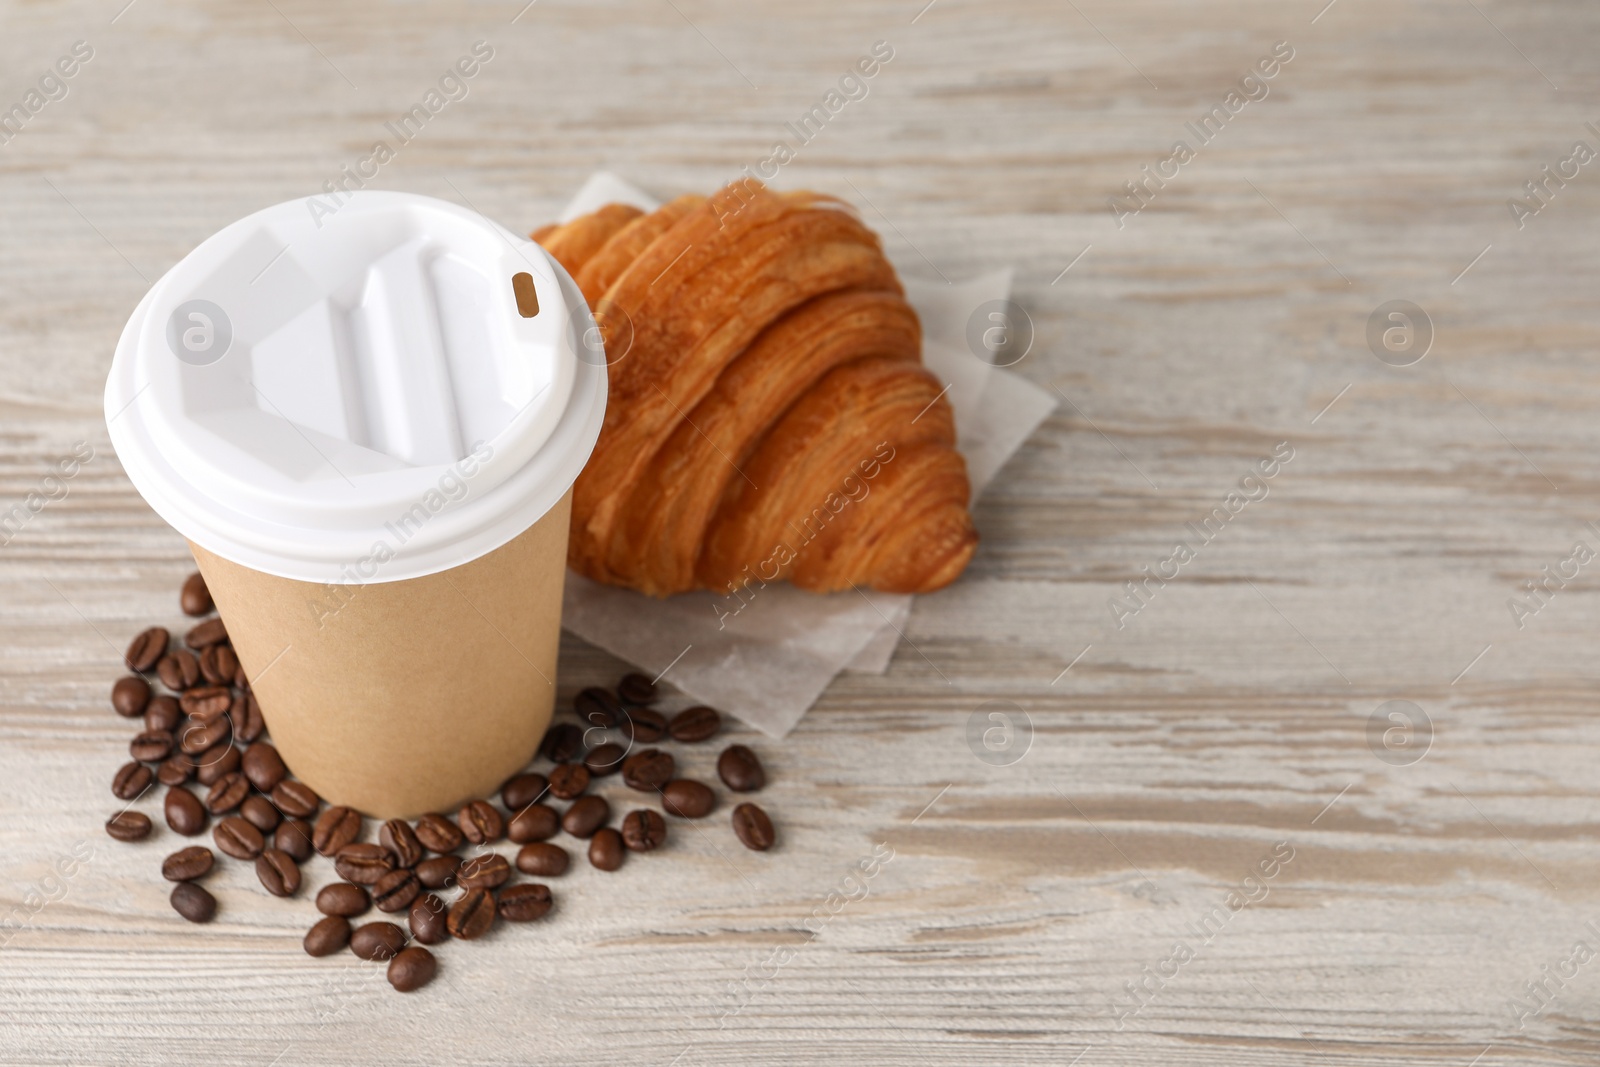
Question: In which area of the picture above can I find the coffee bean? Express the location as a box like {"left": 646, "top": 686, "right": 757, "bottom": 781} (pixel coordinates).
{"left": 178, "top": 715, "right": 230, "bottom": 756}
{"left": 198, "top": 644, "right": 238, "bottom": 687}
{"left": 234, "top": 661, "right": 249, "bottom": 690}
{"left": 507, "top": 803, "right": 559, "bottom": 844}
{"left": 548, "top": 763, "right": 590, "bottom": 800}
{"left": 584, "top": 743, "right": 626, "bottom": 777}
{"left": 231, "top": 692, "right": 265, "bottom": 744}
{"left": 408, "top": 893, "right": 449, "bottom": 944}
{"left": 574, "top": 687, "right": 622, "bottom": 728}
{"left": 669, "top": 705, "right": 721, "bottom": 743}
{"left": 661, "top": 779, "right": 716, "bottom": 819}
{"left": 500, "top": 772, "right": 548, "bottom": 811}
{"left": 387, "top": 946, "right": 437, "bottom": 992}
{"left": 106, "top": 811, "right": 152, "bottom": 841}
{"left": 157, "top": 753, "right": 195, "bottom": 786}
{"left": 414, "top": 855, "right": 460, "bottom": 890}
{"left": 717, "top": 744, "right": 765, "bottom": 792}
{"left": 562, "top": 795, "right": 610, "bottom": 839}
{"left": 446, "top": 888, "right": 495, "bottom": 940}
{"left": 372, "top": 868, "right": 421, "bottom": 913}
{"left": 515, "top": 842, "right": 569, "bottom": 877}
{"left": 144, "top": 695, "right": 181, "bottom": 733}
{"left": 414, "top": 813, "right": 463, "bottom": 854}
{"left": 540, "top": 722, "right": 583, "bottom": 763}
{"left": 617, "top": 672, "right": 657, "bottom": 706}
{"left": 275, "top": 818, "right": 314, "bottom": 862}
{"left": 162, "top": 845, "right": 215, "bottom": 881}
{"left": 240, "top": 794, "right": 280, "bottom": 833}
{"left": 731, "top": 803, "right": 775, "bottom": 851}
{"left": 379, "top": 819, "right": 424, "bottom": 868}
{"left": 316, "top": 881, "right": 371, "bottom": 917}
{"left": 184, "top": 617, "right": 227, "bottom": 650}
{"left": 157, "top": 650, "right": 200, "bottom": 691}
{"left": 180, "top": 572, "right": 213, "bottom": 616}
{"left": 164, "top": 786, "right": 207, "bottom": 836}
{"left": 588, "top": 828, "right": 625, "bottom": 871}
{"left": 457, "top": 800, "right": 503, "bottom": 845}
{"left": 125, "top": 627, "right": 168, "bottom": 672}
{"left": 622, "top": 809, "right": 667, "bottom": 852}
{"left": 204, "top": 772, "right": 249, "bottom": 814}
{"left": 304, "top": 915, "right": 350, "bottom": 957}
{"left": 179, "top": 686, "right": 231, "bottom": 723}
{"left": 272, "top": 779, "right": 319, "bottom": 818}
{"left": 111, "top": 676, "right": 151, "bottom": 718}
{"left": 622, "top": 749, "right": 675, "bottom": 793}
{"left": 129, "top": 729, "right": 175, "bottom": 763}
{"left": 457, "top": 853, "right": 511, "bottom": 890}
{"left": 313, "top": 806, "right": 362, "bottom": 856}
{"left": 112, "top": 760, "right": 153, "bottom": 801}
{"left": 498, "top": 883, "right": 553, "bottom": 922}
{"left": 170, "top": 882, "right": 216, "bottom": 923}
{"left": 240, "top": 741, "right": 286, "bottom": 793}
{"left": 334, "top": 843, "right": 395, "bottom": 884}
{"left": 256, "top": 849, "right": 302, "bottom": 897}
{"left": 621, "top": 708, "right": 667, "bottom": 744}
{"left": 214, "top": 815, "right": 265, "bottom": 859}
{"left": 349, "top": 921, "right": 406, "bottom": 961}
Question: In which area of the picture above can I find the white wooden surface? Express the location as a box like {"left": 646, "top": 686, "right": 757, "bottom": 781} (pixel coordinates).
{"left": 4, "top": 0, "right": 1600, "bottom": 1062}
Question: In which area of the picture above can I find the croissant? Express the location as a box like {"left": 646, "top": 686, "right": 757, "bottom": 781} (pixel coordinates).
{"left": 532, "top": 179, "right": 977, "bottom": 596}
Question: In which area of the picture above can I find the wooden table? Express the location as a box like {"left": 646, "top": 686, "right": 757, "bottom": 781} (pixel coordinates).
{"left": 4, "top": 0, "right": 1599, "bottom": 1062}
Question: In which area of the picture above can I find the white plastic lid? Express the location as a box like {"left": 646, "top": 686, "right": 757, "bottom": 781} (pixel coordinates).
{"left": 105, "top": 191, "right": 607, "bottom": 584}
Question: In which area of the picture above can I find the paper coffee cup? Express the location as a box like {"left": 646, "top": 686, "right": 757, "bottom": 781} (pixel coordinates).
{"left": 104, "top": 191, "right": 607, "bottom": 817}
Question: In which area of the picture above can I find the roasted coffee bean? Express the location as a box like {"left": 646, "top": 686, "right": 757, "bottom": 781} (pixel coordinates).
{"left": 125, "top": 626, "right": 168, "bottom": 672}
{"left": 231, "top": 692, "right": 265, "bottom": 744}
{"left": 316, "top": 881, "right": 371, "bottom": 917}
{"left": 178, "top": 715, "right": 230, "bottom": 756}
{"left": 621, "top": 708, "right": 667, "bottom": 744}
{"left": 457, "top": 852, "right": 511, "bottom": 890}
{"left": 731, "top": 803, "right": 775, "bottom": 851}
{"left": 304, "top": 915, "right": 350, "bottom": 957}
{"left": 500, "top": 772, "right": 548, "bottom": 811}
{"left": 179, "top": 686, "right": 231, "bottom": 723}
{"left": 157, "top": 753, "right": 196, "bottom": 786}
{"left": 255, "top": 849, "right": 301, "bottom": 896}
{"left": 372, "top": 868, "right": 422, "bottom": 912}
{"left": 588, "top": 828, "right": 625, "bottom": 871}
{"left": 240, "top": 794, "right": 280, "bottom": 833}
{"left": 540, "top": 722, "right": 583, "bottom": 763}
{"left": 387, "top": 946, "right": 437, "bottom": 992}
{"left": 214, "top": 815, "right": 265, "bottom": 859}
{"left": 111, "top": 676, "right": 151, "bottom": 718}
{"left": 622, "top": 809, "right": 667, "bottom": 852}
{"left": 414, "top": 854, "right": 461, "bottom": 889}
{"left": 193, "top": 744, "right": 240, "bottom": 786}
{"left": 184, "top": 617, "right": 227, "bottom": 650}
{"left": 170, "top": 881, "right": 216, "bottom": 923}
{"left": 622, "top": 749, "right": 675, "bottom": 793}
{"left": 378, "top": 819, "right": 424, "bottom": 868}
{"left": 617, "top": 672, "right": 657, "bottom": 706}
{"left": 547, "top": 763, "right": 590, "bottom": 800}
{"left": 272, "top": 779, "right": 319, "bottom": 818}
{"left": 498, "top": 883, "right": 553, "bottom": 922}
{"left": 446, "top": 888, "right": 495, "bottom": 940}
{"left": 349, "top": 920, "right": 406, "bottom": 961}
{"left": 562, "top": 795, "right": 610, "bottom": 839}
{"left": 334, "top": 843, "right": 395, "bottom": 884}
{"left": 515, "top": 842, "right": 569, "bottom": 877}
{"left": 112, "top": 760, "right": 153, "bottom": 801}
{"left": 164, "top": 786, "right": 207, "bottom": 836}
{"left": 414, "top": 813, "right": 463, "bottom": 853}
{"left": 157, "top": 650, "right": 200, "bottom": 691}
{"left": 240, "top": 741, "right": 286, "bottom": 793}
{"left": 275, "top": 818, "right": 314, "bottom": 862}
{"left": 180, "top": 572, "right": 213, "bottom": 616}
{"left": 507, "top": 803, "right": 559, "bottom": 844}
{"left": 162, "top": 845, "right": 215, "bottom": 881}
{"left": 144, "top": 695, "right": 181, "bottom": 733}
{"left": 661, "top": 779, "right": 716, "bottom": 819}
{"left": 314, "top": 806, "right": 363, "bottom": 856}
{"left": 408, "top": 893, "right": 449, "bottom": 944}
{"left": 204, "top": 771, "right": 249, "bottom": 814}
{"left": 233, "top": 661, "right": 249, "bottom": 689}
{"left": 717, "top": 744, "right": 765, "bottom": 792}
{"left": 106, "top": 810, "right": 152, "bottom": 841}
{"left": 584, "top": 742, "right": 626, "bottom": 777}
{"left": 129, "top": 729, "right": 175, "bottom": 763}
{"left": 198, "top": 643, "right": 237, "bottom": 687}
{"left": 669, "top": 705, "right": 721, "bottom": 743}
{"left": 457, "top": 800, "right": 503, "bottom": 845}
{"left": 574, "top": 687, "right": 623, "bottom": 728}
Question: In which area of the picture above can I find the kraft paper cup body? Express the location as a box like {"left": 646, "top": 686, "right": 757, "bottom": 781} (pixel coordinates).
{"left": 105, "top": 192, "right": 607, "bottom": 817}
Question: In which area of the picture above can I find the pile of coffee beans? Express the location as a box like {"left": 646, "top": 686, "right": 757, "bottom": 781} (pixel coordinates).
{"left": 103, "top": 572, "right": 778, "bottom": 994}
